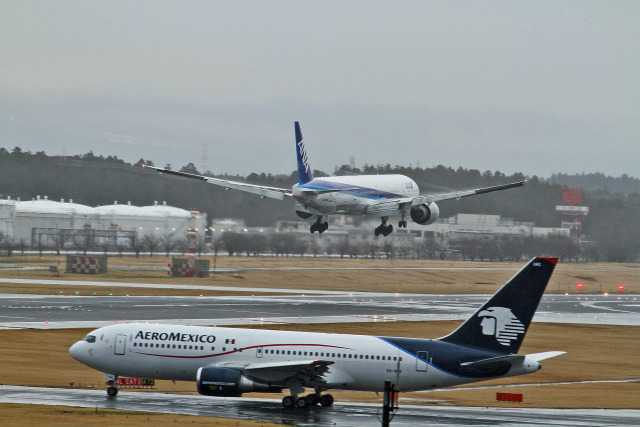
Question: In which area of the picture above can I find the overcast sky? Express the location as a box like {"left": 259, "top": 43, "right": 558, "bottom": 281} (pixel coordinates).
{"left": 2, "top": 1, "right": 639, "bottom": 179}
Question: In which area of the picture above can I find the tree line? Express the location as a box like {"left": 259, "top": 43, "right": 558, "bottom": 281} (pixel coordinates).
{"left": 1, "top": 147, "right": 640, "bottom": 261}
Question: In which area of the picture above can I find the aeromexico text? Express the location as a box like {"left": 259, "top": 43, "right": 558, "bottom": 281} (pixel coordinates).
{"left": 135, "top": 331, "right": 216, "bottom": 343}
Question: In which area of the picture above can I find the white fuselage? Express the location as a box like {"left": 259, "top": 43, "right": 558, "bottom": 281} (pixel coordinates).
{"left": 292, "top": 175, "right": 419, "bottom": 216}
{"left": 70, "top": 323, "right": 540, "bottom": 393}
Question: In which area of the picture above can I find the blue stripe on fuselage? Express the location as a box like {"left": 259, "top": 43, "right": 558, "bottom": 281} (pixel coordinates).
{"left": 376, "top": 337, "right": 511, "bottom": 379}
{"left": 295, "top": 179, "right": 404, "bottom": 200}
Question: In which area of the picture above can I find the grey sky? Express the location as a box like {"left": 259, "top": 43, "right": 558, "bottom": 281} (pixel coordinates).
{"left": 1, "top": 1, "right": 639, "bottom": 178}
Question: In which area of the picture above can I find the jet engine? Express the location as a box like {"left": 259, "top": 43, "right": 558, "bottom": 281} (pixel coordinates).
{"left": 295, "top": 209, "right": 314, "bottom": 219}
{"left": 196, "top": 367, "right": 282, "bottom": 397}
{"left": 410, "top": 202, "right": 440, "bottom": 225}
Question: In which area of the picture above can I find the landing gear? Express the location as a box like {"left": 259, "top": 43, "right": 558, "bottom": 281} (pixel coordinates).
{"left": 319, "top": 394, "right": 334, "bottom": 407}
{"left": 310, "top": 216, "right": 329, "bottom": 234}
{"left": 282, "top": 395, "right": 295, "bottom": 407}
{"left": 282, "top": 393, "right": 333, "bottom": 408}
{"left": 105, "top": 375, "right": 118, "bottom": 397}
{"left": 398, "top": 220, "right": 407, "bottom": 228}
{"left": 375, "top": 217, "right": 393, "bottom": 236}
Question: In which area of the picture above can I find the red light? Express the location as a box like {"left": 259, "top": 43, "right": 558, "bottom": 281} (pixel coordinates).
{"left": 577, "top": 283, "right": 584, "bottom": 289}
{"left": 618, "top": 285, "right": 625, "bottom": 291}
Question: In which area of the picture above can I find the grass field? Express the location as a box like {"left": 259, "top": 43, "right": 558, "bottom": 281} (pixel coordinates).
{"left": 1, "top": 255, "right": 639, "bottom": 424}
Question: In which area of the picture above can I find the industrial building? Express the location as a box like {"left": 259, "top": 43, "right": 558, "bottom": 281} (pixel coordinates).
{"left": 0, "top": 196, "right": 207, "bottom": 251}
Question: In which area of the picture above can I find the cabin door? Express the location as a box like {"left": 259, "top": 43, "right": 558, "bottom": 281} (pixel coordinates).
{"left": 416, "top": 351, "right": 428, "bottom": 372}
{"left": 114, "top": 334, "right": 127, "bottom": 355}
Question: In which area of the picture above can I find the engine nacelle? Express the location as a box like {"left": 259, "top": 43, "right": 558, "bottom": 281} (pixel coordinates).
{"left": 196, "top": 367, "right": 282, "bottom": 397}
{"left": 295, "top": 209, "right": 314, "bottom": 219}
{"left": 410, "top": 202, "right": 440, "bottom": 225}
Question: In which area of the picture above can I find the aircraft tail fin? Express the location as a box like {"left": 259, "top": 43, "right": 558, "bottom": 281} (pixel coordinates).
{"left": 295, "top": 121, "right": 314, "bottom": 185}
{"left": 440, "top": 257, "right": 557, "bottom": 354}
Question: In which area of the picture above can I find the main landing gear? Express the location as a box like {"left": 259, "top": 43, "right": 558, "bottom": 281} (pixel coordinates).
{"left": 310, "top": 216, "right": 329, "bottom": 234}
{"left": 105, "top": 376, "right": 119, "bottom": 397}
{"left": 375, "top": 217, "right": 393, "bottom": 236}
{"left": 282, "top": 393, "right": 334, "bottom": 408}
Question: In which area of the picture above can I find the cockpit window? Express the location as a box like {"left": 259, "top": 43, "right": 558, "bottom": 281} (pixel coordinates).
{"left": 83, "top": 335, "right": 96, "bottom": 343}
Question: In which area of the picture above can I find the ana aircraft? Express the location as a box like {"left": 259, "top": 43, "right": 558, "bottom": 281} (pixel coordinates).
{"left": 144, "top": 122, "right": 525, "bottom": 236}
{"left": 70, "top": 257, "right": 563, "bottom": 408}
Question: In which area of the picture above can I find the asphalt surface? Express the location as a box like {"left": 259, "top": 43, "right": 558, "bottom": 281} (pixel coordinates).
{"left": 1, "top": 291, "right": 639, "bottom": 329}
{"left": 2, "top": 385, "right": 638, "bottom": 426}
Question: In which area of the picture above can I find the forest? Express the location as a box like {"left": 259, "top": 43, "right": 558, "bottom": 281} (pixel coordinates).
{"left": 1, "top": 147, "right": 639, "bottom": 261}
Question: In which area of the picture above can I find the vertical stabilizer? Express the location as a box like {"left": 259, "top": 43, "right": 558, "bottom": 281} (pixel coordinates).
{"left": 295, "top": 121, "right": 313, "bottom": 185}
{"left": 440, "top": 257, "right": 557, "bottom": 354}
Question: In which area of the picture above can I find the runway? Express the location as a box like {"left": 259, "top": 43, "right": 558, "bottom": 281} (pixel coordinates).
{"left": 1, "top": 290, "right": 638, "bottom": 329}
{"left": 2, "top": 385, "right": 638, "bottom": 426}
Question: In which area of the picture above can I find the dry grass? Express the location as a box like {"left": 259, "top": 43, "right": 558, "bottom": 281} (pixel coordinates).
{"left": 0, "top": 403, "right": 281, "bottom": 426}
{"left": 2, "top": 254, "right": 640, "bottom": 295}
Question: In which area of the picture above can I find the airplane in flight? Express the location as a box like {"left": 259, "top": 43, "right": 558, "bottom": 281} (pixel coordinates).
{"left": 144, "top": 122, "right": 525, "bottom": 236}
{"left": 70, "top": 257, "right": 563, "bottom": 408}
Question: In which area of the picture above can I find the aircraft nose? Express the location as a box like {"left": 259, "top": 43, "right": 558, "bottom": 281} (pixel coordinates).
{"left": 69, "top": 341, "right": 84, "bottom": 362}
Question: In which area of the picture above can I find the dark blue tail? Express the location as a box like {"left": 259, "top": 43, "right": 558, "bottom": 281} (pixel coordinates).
{"left": 295, "top": 121, "right": 313, "bottom": 185}
{"left": 440, "top": 257, "right": 557, "bottom": 354}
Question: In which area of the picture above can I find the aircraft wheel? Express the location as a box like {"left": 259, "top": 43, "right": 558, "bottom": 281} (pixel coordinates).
{"left": 306, "top": 394, "right": 319, "bottom": 406}
{"left": 319, "top": 394, "right": 334, "bottom": 407}
{"left": 107, "top": 386, "right": 118, "bottom": 397}
{"left": 296, "top": 397, "right": 308, "bottom": 408}
{"left": 374, "top": 227, "right": 380, "bottom": 236}
{"left": 323, "top": 222, "right": 329, "bottom": 231}
{"left": 282, "top": 395, "right": 295, "bottom": 407}
{"left": 310, "top": 223, "right": 317, "bottom": 233}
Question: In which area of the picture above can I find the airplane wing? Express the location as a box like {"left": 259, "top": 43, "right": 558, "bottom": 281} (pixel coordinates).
{"left": 365, "top": 180, "right": 526, "bottom": 215}
{"left": 143, "top": 165, "right": 292, "bottom": 200}
{"left": 412, "top": 180, "right": 527, "bottom": 205}
{"left": 214, "top": 359, "right": 334, "bottom": 383}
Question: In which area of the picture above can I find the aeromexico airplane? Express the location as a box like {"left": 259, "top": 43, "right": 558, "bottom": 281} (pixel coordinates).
{"left": 70, "top": 257, "right": 563, "bottom": 408}
{"left": 144, "top": 122, "right": 525, "bottom": 236}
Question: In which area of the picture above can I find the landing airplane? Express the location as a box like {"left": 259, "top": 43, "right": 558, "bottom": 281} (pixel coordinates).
{"left": 70, "top": 257, "right": 563, "bottom": 408}
{"left": 143, "top": 122, "right": 525, "bottom": 236}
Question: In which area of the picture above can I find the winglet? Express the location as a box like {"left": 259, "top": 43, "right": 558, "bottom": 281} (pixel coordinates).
{"left": 295, "top": 122, "right": 314, "bottom": 185}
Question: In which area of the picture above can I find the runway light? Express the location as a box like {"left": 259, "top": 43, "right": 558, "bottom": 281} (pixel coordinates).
{"left": 618, "top": 285, "right": 626, "bottom": 291}
{"left": 577, "top": 283, "right": 584, "bottom": 290}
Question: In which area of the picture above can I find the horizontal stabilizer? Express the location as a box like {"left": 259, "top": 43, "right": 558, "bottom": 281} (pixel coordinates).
{"left": 460, "top": 354, "right": 525, "bottom": 369}
{"left": 526, "top": 351, "right": 566, "bottom": 362}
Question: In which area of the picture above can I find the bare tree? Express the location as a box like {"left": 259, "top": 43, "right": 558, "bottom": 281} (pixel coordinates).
{"left": 159, "top": 232, "right": 177, "bottom": 257}
{"left": 141, "top": 234, "right": 159, "bottom": 257}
